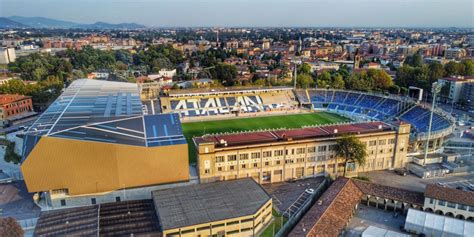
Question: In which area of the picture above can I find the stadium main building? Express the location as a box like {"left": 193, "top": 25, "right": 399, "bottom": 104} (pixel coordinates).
{"left": 21, "top": 79, "right": 189, "bottom": 207}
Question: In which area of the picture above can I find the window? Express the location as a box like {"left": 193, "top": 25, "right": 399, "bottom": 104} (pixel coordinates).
{"left": 240, "top": 154, "right": 249, "bottom": 160}
{"left": 438, "top": 200, "right": 446, "bottom": 206}
{"left": 317, "top": 155, "right": 326, "bottom": 161}
{"left": 447, "top": 202, "right": 456, "bottom": 208}
{"left": 242, "top": 164, "right": 246, "bottom": 169}
{"left": 197, "top": 226, "right": 210, "bottom": 231}
{"left": 263, "top": 151, "right": 272, "bottom": 158}
{"left": 297, "top": 158, "right": 304, "bottom": 163}
{"left": 227, "top": 220, "right": 239, "bottom": 225}
{"left": 469, "top": 206, "right": 474, "bottom": 212}
{"left": 265, "top": 161, "right": 270, "bottom": 166}
{"left": 307, "top": 156, "right": 316, "bottom": 162}
{"left": 379, "top": 140, "right": 386, "bottom": 145}
{"left": 60, "top": 199, "right": 66, "bottom": 206}
{"left": 251, "top": 152, "right": 261, "bottom": 159}
{"left": 429, "top": 198, "right": 434, "bottom": 204}
{"left": 253, "top": 163, "right": 258, "bottom": 168}
{"left": 296, "top": 148, "right": 305, "bottom": 154}
{"left": 217, "top": 167, "right": 223, "bottom": 171}
{"left": 276, "top": 160, "right": 281, "bottom": 165}
{"left": 215, "top": 156, "right": 224, "bottom": 163}
{"left": 204, "top": 169, "right": 210, "bottom": 174}
{"left": 274, "top": 170, "right": 282, "bottom": 175}
{"left": 229, "top": 165, "right": 235, "bottom": 170}
{"left": 91, "top": 198, "right": 96, "bottom": 205}
{"left": 458, "top": 204, "right": 467, "bottom": 210}
{"left": 227, "top": 155, "right": 237, "bottom": 161}
{"left": 389, "top": 138, "right": 396, "bottom": 144}
{"left": 328, "top": 144, "right": 337, "bottom": 151}
{"left": 116, "top": 197, "right": 121, "bottom": 202}
{"left": 274, "top": 150, "right": 284, "bottom": 156}
{"left": 307, "top": 147, "right": 316, "bottom": 153}
{"left": 369, "top": 140, "right": 377, "bottom": 146}
{"left": 318, "top": 146, "right": 327, "bottom": 152}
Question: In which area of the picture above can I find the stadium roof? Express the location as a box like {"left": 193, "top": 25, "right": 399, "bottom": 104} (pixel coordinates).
{"left": 22, "top": 79, "right": 186, "bottom": 159}
{"left": 194, "top": 121, "right": 393, "bottom": 148}
{"left": 152, "top": 178, "right": 271, "bottom": 231}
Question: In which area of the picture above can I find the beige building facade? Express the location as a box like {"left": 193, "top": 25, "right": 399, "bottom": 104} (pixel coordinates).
{"left": 195, "top": 122, "right": 411, "bottom": 184}
{"left": 162, "top": 200, "right": 272, "bottom": 237}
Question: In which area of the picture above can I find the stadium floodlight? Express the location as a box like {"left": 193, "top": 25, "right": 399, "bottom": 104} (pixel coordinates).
{"left": 292, "top": 58, "right": 302, "bottom": 90}
{"left": 423, "top": 82, "right": 442, "bottom": 166}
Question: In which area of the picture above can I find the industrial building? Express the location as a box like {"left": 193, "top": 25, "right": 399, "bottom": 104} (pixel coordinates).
{"left": 194, "top": 122, "right": 410, "bottom": 183}
{"left": 153, "top": 178, "right": 272, "bottom": 237}
{"left": 20, "top": 79, "right": 189, "bottom": 208}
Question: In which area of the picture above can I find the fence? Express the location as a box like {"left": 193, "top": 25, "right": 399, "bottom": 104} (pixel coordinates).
{"left": 275, "top": 178, "right": 330, "bottom": 237}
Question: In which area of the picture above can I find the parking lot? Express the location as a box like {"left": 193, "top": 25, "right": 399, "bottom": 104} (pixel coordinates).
{"left": 262, "top": 176, "right": 325, "bottom": 214}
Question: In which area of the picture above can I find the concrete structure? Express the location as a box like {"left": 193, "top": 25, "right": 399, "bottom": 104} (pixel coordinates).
{"left": 194, "top": 122, "right": 411, "bottom": 184}
{"left": 0, "top": 47, "right": 16, "bottom": 64}
{"left": 423, "top": 184, "right": 474, "bottom": 220}
{"left": 0, "top": 94, "right": 33, "bottom": 127}
{"left": 152, "top": 178, "right": 272, "bottom": 237}
{"left": 20, "top": 79, "right": 189, "bottom": 208}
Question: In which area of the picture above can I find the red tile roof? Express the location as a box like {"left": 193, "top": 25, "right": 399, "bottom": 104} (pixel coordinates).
{"left": 194, "top": 122, "right": 392, "bottom": 148}
{"left": 0, "top": 94, "right": 31, "bottom": 106}
{"left": 425, "top": 184, "right": 474, "bottom": 206}
{"left": 289, "top": 178, "right": 363, "bottom": 237}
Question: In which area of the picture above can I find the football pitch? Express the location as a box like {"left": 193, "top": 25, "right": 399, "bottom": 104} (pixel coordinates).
{"left": 182, "top": 112, "right": 349, "bottom": 163}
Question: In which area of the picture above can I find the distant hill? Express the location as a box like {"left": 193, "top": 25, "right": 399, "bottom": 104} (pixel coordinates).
{"left": 73, "top": 21, "right": 146, "bottom": 30}
{"left": 8, "top": 16, "right": 78, "bottom": 28}
{"left": 0, "top": 17, "right": 27, "bottom": 28}
{"left": 2, "top": 16, "right": 146, "bottom": 29}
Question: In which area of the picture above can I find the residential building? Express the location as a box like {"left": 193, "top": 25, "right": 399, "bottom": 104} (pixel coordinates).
{"left": 0, "top": 94, "right": 33, "bottom": 127}
{"left": 445, "top": 48, "right": 467, "bottom": 60}
{"left": 194, "top": 122, "right": 411, "bottom": 184}
{"left": 437, "top": 76, "right": 474, "bottom": 104}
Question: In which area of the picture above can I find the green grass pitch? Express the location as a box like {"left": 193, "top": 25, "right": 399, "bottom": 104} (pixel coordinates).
{"left": 181, "top": 112, "right": 349, "bottom": 163}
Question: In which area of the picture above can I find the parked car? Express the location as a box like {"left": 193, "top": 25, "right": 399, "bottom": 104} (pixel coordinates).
{"left": 394, "top": 168, "right": 408, "bottom": 176}
{"left": 305, "top": 188, "right": 315, "bottom": 194}
{"left": 468, "top": 184, "right": 474, "bottom": 191}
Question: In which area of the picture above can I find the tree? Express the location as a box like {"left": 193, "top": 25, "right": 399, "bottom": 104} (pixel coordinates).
{"left": 3, "top": 140, "right": 21, "bottom": 164}
{"left": 296, "top": 74, "right": 314, "bottom": 88}
{"left": 331, "top": 73, "right": 345, "bottom": 89}
{"left": 406, "top": 54, "right": 423, "bottom": 67}
{"left": 461, "top": 59, "right": 474, "bottom": 76}
{"left": 428, "top": 62, "right": 445, "bottom": 84}
{"left": 367, "top": 69, "right": 393, "bottom": 90}
{"left": 298, "top": 63, "right": 312, "bottom": 75}
{"left": 444, "top": 61, "right": 464, "bottom": 76}
{"left": 334, "top": 135, "right": 367, "bottom": 177}
{"left": 0, "top": 217, "right": 24, "bottom": 237}
{"left": 212, "top": 63, "right": 238, "bottom": 86}
{"left": 316, "top": 71, "right": 331, "bottom": 88}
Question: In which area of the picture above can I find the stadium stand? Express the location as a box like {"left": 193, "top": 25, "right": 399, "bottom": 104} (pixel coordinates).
{"left": 160, "top": 87, "right": 295, "bottom": 117}
{"left": 297, "top": 89, "right": 454, "bottom": 137}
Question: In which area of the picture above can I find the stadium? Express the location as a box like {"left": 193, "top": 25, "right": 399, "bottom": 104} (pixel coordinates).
{"left": 20, "top": 79, "right": 455, "bottom": 208}
{"left": 156, "top": 86, "right": 455, "bottom": 155}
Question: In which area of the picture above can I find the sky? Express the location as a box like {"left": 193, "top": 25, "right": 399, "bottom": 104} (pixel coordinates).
{"left": 1, "top": 0, "right": 473, "bottom": 27}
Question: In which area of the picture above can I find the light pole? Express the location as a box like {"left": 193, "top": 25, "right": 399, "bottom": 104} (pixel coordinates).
{"left": 292, "top": 58, "right": 302, "bottom": 90}
{"left": 423, "top": 82, "right": 442, "bottom": 165}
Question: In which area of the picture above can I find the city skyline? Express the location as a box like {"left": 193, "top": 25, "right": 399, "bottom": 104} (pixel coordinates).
{"left": 1, "top": 0, "right": 473, "bottom": 28}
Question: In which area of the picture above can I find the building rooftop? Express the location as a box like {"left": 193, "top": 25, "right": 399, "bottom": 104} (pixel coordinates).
{"left": 152, "top": 178, "right": 271, "bottom": 231}
{"left": 0, "top": 94, "right": 31, "bottom": 105}
{"left": 194, "top": 121, "right": 392, "bottom": 148}
{"left": 353, "top": 179, "right": 424, "bottom": 206}
{"left": 22, "top": 79, "right": 186, "bottom": 159}
{"left": 290, "top": 178, "right": 426, "bottom": 237}
{"left": 424, "top": 184, "right": 474, "bottom": 207}
{"left": 167, "top": 86, "right": 292, "bottom": 97}
{"left": 289, "top": 177, "right": 363, "bottom": 237}
{"left": 34, "top": 199, "right": 160, "bottom": 236}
